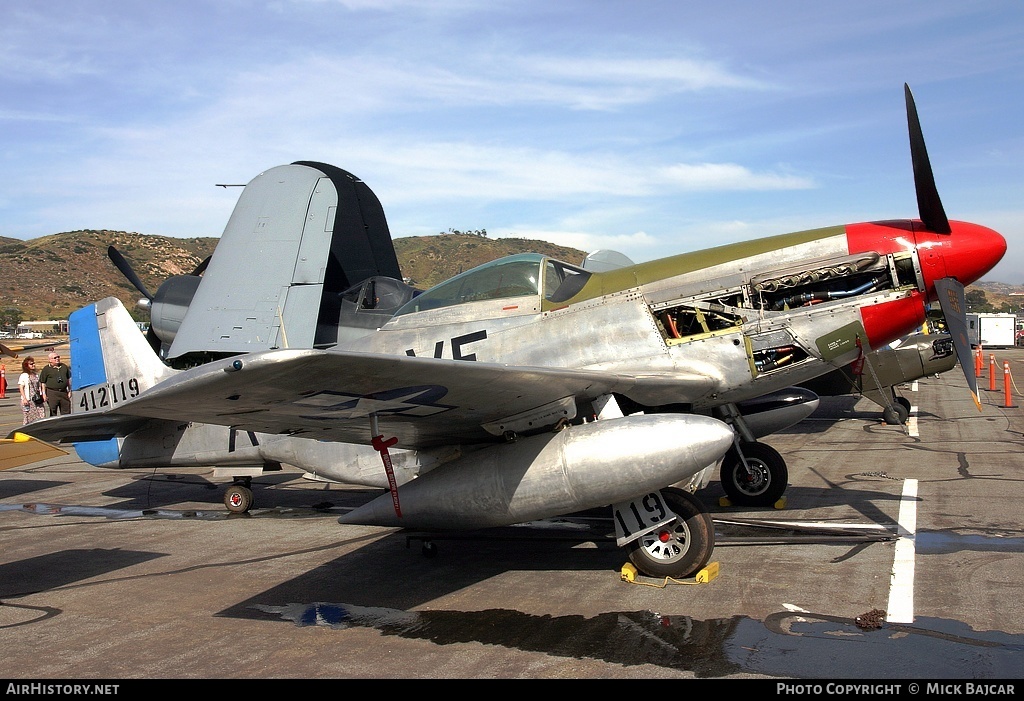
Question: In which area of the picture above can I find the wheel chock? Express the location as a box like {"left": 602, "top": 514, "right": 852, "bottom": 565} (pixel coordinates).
{"left": 695, "top": 562, "right": 720, "bottom": 583}
{"left": 619, "top": 561, "right": 721, "bottom": 586}
{"left": 718, "top": 496, "right": 733, "bottom": 507}
{"left": 773, "top": 496, "right": 787, "bottom": 510}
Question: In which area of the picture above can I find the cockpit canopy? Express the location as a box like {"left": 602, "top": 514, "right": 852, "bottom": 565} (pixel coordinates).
{"left": 394, "top": 253, "right": 591, "bottom": 316}
{"left": 329, "top": 275, "right": 421, "bottom": 346}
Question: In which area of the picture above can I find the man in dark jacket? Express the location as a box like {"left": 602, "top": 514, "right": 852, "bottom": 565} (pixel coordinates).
{"left": 39, "top": 351, "right": 72, "bottom": 416}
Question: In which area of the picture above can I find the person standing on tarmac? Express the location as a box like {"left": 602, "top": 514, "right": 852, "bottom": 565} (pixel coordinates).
{"left": 38, "top": 351, "right": 72, "bottom": 416}
{"left": 18, "top": 357, "right": 46, "bottom": 425}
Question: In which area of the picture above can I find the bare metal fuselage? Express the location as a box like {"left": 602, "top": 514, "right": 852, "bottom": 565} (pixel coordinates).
{"left": 347, "top": 226, "right": 919, "bottom": 409}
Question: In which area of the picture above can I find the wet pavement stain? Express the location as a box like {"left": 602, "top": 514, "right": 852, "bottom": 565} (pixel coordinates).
{"left": 252, "top": 601, "right": 1024, "bottom": 679}
{"left": 253, "top": 602, "right": 745, "bottom": 677}
{"left": 916, "top": 530, "right": 1024, "bottom": 554}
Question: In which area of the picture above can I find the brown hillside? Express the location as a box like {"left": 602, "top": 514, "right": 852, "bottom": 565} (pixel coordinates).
{"left": 0, "top": 230, "right": 215, "bottom": 322}
{"left": 0, "top": 231, "right": 588, "bottom": 323}
{"left": 394, "top": 234, "right": 588, "bottom": 288}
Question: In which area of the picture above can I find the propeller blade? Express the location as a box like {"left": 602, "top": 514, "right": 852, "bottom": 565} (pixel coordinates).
{"left": 191, "top": 256, "right": 211, "bottom": 277}
{"left": 1, "top": 342, "right": 17, "bottom": 359}
{"left": 107, "top": 246, "right": 154, "bottom": 301}
{"left": 934, "top": 277, "right": 981, "bottom": 410}
{"left": 905, "top": 83, "right": 951, "bottom": 234}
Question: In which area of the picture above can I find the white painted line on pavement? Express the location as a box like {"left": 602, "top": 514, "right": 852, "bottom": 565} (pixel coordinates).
{"left": 886, "top": 478, "right": 918, "bottom": 623}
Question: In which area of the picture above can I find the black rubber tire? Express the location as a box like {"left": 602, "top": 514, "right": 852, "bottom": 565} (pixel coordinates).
{"left": 626, "top": 488, "right": 715, "bottom": 579}
{"left": 223, "top": 485, "right": 254, "bottom": 514}
{"left": 882, "top": 402, "right": 910, "bottom": 425}
{"left": 719, "top": 442, "right": 788, "bottom": 507}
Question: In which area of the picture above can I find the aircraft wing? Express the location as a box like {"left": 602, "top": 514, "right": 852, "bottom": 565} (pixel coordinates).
{"left": 53, "top": 349, "right": 716, "bottom": 449}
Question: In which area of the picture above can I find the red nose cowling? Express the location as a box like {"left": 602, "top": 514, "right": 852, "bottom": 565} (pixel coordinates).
{"left": 845, "top": 220, "right": 1007, "bottom": 350}
{"left": 913, "top": 221, "right": 1007, "bottom": 300}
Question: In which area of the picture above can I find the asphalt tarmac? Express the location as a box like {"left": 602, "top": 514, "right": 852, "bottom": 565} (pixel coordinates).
{"left": 1, "top": 346, "right": 1023, "bottom": 681}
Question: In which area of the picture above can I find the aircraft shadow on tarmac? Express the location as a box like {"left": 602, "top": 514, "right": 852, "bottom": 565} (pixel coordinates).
{"left": 0, "top": 478, "right": 70, "bottom": 500}
{"left": 0, "top": 548, "right": 165, "bottom": 598}
{"left": 220, "top": 524, "right": 630, "bottom": 615}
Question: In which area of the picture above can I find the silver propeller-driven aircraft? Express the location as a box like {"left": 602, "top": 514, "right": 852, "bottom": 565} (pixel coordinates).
{"left": 9, "top": 85, "right": 1006, "bottom": 579}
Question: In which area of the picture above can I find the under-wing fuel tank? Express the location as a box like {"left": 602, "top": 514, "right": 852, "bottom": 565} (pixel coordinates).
{"left": 337, "top": 413, "right": 734, "bottom": 530}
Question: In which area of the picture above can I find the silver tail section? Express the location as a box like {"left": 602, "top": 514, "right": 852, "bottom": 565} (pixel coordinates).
{"left": 337, "top": 413, "right": 734, "bottom": 530}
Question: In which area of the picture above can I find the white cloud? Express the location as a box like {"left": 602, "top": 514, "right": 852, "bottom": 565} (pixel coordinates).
{"left": 656, "top": 163, "right": 814, "bottom": 191}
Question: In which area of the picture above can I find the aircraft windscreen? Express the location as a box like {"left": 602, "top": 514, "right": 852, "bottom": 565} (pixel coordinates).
{"left": 395, "top": 254, "right": 543, "bottom": 315}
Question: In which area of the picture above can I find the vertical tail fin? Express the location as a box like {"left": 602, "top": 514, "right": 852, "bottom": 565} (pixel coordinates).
{"left": 71, "top": 297, "right": 176, "bottom": 413}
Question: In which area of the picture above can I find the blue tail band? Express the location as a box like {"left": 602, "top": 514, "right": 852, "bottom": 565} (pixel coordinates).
{"left": 69, "top": 304, "right": 107, "bottom": 390}
{"left": 68, "top": 304, "right": 116, "bottom": 465}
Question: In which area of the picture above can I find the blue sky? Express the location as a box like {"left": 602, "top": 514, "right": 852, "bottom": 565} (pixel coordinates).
{"left": 2, "top": 1, "right": 1022, "bottom": 282}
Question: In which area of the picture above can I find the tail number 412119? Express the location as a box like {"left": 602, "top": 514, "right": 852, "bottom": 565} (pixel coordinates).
{"left": 78, "top": 378, "right": 141, "bottom": 412}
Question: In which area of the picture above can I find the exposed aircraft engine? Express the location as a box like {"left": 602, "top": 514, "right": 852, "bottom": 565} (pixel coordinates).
{"left": 337, "top": 413, "right": 734, "bottom": 531}
{"left": 751, "top": 253, "right": 881, "bottom": 294}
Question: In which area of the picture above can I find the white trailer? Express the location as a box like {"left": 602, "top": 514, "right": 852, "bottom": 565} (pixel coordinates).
{"left": 966, "top": 313, "right": 1017, "bottom": 348}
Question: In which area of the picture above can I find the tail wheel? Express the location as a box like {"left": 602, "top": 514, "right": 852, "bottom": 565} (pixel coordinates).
{"left": 719, "top": 441, "right": 788, "bottom": 507}
{"left": 224, "top": 485, "right": 254, "bottom": 514}
{"left": 625, "top": 488, "right": 715, "bottom": 579}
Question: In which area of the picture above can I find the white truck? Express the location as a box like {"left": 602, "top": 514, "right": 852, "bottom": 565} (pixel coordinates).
{"left": 966, "top": 312, "right": 1017, "bottom": 348}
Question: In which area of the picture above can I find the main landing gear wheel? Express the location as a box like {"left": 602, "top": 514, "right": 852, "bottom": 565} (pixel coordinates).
{"left": 719, "top": 441, "right": 788, "bottom": 507}
{"left": 882, "top": 397, "right": 912, "bottom": 425}
{"left": 625, "top": 487, "right": 715, "bottom": 579}
{"left": 223, "top": 483, "right": 254, "bottom": 514}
